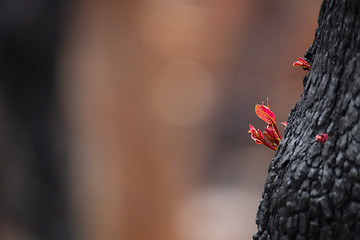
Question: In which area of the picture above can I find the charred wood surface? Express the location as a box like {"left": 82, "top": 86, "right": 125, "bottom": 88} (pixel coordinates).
{"left": 254, "top": 0, "right": 360, "bottom": 239}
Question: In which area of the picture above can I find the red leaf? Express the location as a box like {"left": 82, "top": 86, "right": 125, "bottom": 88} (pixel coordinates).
{"left": 255, "top": 104, "right": 276, "bottom": 126}
{"left": 293, "top": 57, "right": 311, "bottom": 70}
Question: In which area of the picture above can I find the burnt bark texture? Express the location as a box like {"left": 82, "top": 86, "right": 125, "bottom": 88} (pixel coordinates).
{"left": 254, "top": 1, "right": 360, "bottom": 239}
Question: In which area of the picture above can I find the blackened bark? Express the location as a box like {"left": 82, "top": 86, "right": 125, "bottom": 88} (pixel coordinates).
{"left": 254, "top": 0, "right": 360, "bottom": 239}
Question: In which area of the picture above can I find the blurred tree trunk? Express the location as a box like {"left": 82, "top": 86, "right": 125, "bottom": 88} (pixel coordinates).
{"left": 0, "top": 1, "right": 71, "bottom": 239}
{"left": 61, "top": 2, "right": 198, "bottom": 240}
{"left": 254, "top": 0, "right": 360, "bottom": 239}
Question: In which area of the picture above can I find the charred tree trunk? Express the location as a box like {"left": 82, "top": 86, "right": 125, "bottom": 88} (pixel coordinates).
{"left": 254, "top": 1, "right": 360, "bottom": 239}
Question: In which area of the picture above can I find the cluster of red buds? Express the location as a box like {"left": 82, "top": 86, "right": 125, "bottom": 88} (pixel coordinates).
{"left": 316, "top": 133, "right": 328, "bottom": 144}
{"left": 248, "top": 58, "right": 330, "bottom": 150}
{"left": 248, "top": 99, "right": 287, "bottom": 151}
{"left": 293, "top": 57, "right": 311, "bottom": 70}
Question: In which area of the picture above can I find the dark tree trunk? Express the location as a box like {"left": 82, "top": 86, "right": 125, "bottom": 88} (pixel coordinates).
{"left": 254, "top": 1, "right": 360, "bottom": 239}
{"left": 0, "top": 1, "right": 71, "bottom": 239}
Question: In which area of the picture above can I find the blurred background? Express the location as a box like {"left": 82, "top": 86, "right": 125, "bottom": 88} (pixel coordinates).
{"left": 0, "top": 0, "right": 322, "bottom": 239}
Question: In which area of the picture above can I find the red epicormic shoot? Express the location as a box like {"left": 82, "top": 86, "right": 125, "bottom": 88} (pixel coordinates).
{"left": 316, "top": 133, "right": 328, "bottom": 144}
{"left": 248, "top": 99, "right": 286, "bottom": 151}
{"left": 293, "top": 57, "right": 311, "bottom": 70}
